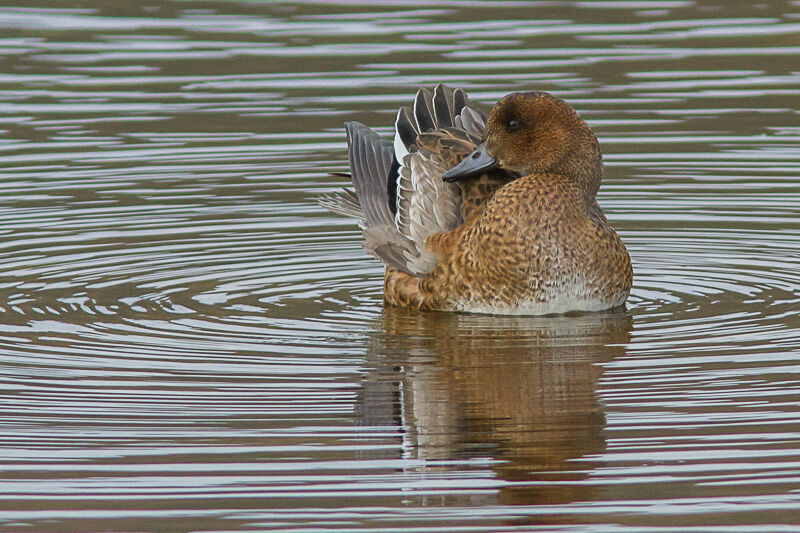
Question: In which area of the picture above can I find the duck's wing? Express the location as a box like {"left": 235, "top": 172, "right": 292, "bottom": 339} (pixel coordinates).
{"left": 319, "top": 121, "right": 425, "bottom": 273}
{"left": 395, "top": 128, "right": 477, "bottom": 254}
{"left": 393, "top": 84, "right": 487, "bottom": 274}
{"left": 318, "top": 84, "right": 486, "bottom": 276}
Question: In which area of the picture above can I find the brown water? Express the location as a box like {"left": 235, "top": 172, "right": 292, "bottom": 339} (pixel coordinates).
{"left": 1, "top": 1, "right": 799, "bottom": 531}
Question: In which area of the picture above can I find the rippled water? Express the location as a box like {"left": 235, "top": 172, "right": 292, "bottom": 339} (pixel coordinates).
{"left": 1, "top": 1, "right": 799, "bottom": 531}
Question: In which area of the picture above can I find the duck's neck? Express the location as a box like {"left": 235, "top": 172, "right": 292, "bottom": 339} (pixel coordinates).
{"left": 552, "top": 125, "right": 603, "bottom": 202}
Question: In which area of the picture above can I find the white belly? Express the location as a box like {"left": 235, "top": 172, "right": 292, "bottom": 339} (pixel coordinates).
{"left": 454, "top": 296, "right": 615, "bottom": 316}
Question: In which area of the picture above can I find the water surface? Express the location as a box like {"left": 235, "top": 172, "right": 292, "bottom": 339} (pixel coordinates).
{"left": 0, "top": 1, "right": 799, "bottom": 531}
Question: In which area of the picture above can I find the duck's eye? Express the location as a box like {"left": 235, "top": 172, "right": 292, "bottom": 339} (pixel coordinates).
{"left": 507, "top": 119, "right": 520, "bottom": 131}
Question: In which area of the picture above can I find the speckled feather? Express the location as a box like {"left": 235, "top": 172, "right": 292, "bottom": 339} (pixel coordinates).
{"left": 385, "top": 174, "right": 632, "bottom": 313}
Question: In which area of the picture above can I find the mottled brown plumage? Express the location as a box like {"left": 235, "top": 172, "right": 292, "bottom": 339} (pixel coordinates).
{"left": 386, "top": 173, "right": 631, "bottom": 313}
{"left": 321, "top": 86, "right": 632, "bottom": 315}
{"left": 415, "top": 128, "right": 514, "bottom": 221}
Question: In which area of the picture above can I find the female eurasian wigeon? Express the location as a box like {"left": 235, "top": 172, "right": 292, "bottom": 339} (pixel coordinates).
{"left": 319, "top": 84, "right": 632, "bottom": 315}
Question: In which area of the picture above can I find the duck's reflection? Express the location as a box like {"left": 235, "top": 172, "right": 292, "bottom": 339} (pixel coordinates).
{"left": 359, "top": 308, "right": 632, "bottom": 506}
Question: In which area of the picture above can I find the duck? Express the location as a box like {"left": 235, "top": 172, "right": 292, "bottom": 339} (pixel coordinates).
{"left": 319, "top": 84, "right": 632, "bottom": 315}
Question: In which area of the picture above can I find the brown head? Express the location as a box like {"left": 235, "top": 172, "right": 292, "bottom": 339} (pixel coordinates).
{"left": 442, "top": 92, "right": 603, "bottom": 199}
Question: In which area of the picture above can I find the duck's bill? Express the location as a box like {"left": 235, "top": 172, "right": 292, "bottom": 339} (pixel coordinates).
{"left": 442, "top": 143, "right": 498, "bottom": 182}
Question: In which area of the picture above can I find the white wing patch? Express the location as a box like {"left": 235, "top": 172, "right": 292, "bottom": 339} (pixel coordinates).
{"left": 393, "top": 121, "right": 410, "bottom": 165}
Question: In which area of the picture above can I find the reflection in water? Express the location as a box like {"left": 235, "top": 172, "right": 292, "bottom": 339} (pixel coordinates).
{"left": 361, "top": 309, "right": 632, "bottom": 508}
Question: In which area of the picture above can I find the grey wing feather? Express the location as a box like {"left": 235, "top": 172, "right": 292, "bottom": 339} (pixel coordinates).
{"left": 413, "top": 88, "right": 436, "bottom": 133}
{"left": 432, "top": 83, "right": 453, "bottom": 128}
{"left": 454, "top": 105, "right": 486, "bottom": 139}
{"left": 346, "top": 121, "right": 395, "bottom": 228}
{"left": 452, "top": 87, "right": 467, "bottom": 115}
{"left": 317, "top": 187, "right": 365, "bottom": 225}
{"left": 318, "top": 85, "right": 487, "bottom": 278}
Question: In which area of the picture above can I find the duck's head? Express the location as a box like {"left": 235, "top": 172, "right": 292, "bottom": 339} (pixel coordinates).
{"left": 443, "top": 92, "right": 603, "bottom": 198}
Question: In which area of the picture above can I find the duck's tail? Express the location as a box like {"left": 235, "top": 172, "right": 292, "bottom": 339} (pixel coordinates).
{"left": 383, "top": 267, "right": 430, "bottom": 309}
